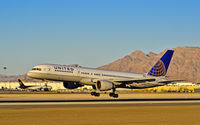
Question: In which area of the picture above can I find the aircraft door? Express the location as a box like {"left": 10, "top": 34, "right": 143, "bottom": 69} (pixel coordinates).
{"left": 72, "top": 67, "right": 80, "bottom": 77}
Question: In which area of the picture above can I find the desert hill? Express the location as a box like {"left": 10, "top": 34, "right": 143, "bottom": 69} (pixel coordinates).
{"left": 99, "top": 46, "right": 200, "bottom": 83}
{"left": 1, "top": 46, "right": 200, "bottom": 83}
{"left": 0, "top": 74, "right": 38, "bottom": 82}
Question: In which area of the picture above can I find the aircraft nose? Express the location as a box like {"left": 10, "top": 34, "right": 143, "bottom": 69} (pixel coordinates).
{"left": 27, "top": 71, "right": 33, "bottom": 78}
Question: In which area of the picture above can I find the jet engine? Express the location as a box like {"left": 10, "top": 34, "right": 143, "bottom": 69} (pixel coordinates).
{"left": 63, "top": 82, "right": 83, "bottom": 89}
{"left": 96, "top": 80, "right": 114, "bottom": 91}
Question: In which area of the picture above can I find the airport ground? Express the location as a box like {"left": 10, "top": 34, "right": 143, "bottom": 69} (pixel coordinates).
{"left": 1, "top": 104, "right": 200, "bottom": 125}
{"left": 0, "top": 93, "right": 200, "bottom": 125}
{"left": 1, "top": 93, "right": 200, "bottom": 99}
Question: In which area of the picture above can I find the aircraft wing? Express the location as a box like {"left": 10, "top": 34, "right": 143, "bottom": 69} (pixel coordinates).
{"left": 114, "top": 78, "right": 156, "bottom": 84}
{"left": 113, "top": 79, "right": 184, "bottom": 86}
{"left": 158, "top": 80, "right": 185, "bottom": 84}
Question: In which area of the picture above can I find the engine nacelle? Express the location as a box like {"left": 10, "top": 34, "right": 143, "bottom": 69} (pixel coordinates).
{"left": 63, "top": 82, "right": 83, "bottom": 89}
{"left": 96, "top": 80, "right": 114, "bottom": 91}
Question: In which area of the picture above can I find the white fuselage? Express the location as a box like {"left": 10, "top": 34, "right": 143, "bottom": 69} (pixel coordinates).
{"left": 27, "top": 64, "right": 165, "bottom": 86}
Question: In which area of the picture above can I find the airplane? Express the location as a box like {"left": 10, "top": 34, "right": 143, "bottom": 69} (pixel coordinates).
{"left": 27, "top": 50, "right": 177, "bottom": 98}
{"left": 18, "top": 79, "right": 52, "bottom": 91}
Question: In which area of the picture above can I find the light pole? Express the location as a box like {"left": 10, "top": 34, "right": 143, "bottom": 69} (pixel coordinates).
{"left": 3, "top": 67, "right": 7, "bottom": 75}
{"left": 3, "top": 67, "right": 8, "bottom": 89}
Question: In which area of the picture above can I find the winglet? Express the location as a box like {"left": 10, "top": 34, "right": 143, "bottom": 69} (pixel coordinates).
{"left": 148, "top": 50, "right": 174, "bottom": 77}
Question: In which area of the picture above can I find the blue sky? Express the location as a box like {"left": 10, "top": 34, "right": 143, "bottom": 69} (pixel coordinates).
{"left": 0, "top": 0, "right": 200, "bottom": 75}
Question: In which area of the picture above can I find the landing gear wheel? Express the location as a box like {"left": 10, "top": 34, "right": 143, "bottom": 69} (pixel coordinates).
{"left": 109, "top": 87, "right": 119, "bottom": 98}
{"left": 94, "top": 93, "right": 100, "bottom": 97}
{"left": 113, "top": 94, "right": 118, "bottom": 98}
{"left": 91, "top": 92, "right": 100, "bottom": 97}
{"left": 109, "top": 93, "right": 114, "bottom": 97}
{"left": 91, "top": 92, "right": 95, "bottom": 96}
{"left": 109, "top": 93, "right": 119, "bottom": 98}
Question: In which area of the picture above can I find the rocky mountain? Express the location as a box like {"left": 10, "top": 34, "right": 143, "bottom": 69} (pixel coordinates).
{"left": 1, "top": 46, "right": 200, "bottom": 83}
{"left": 0, "top": 74, "right": 38, "bottom": 82}
{"left": 99, "top": 46, "right": 200, "bottom": 83}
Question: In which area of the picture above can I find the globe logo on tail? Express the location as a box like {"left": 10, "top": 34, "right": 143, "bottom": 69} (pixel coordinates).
{"left": 148, "top": 60, "right": 166, "bottom": 77}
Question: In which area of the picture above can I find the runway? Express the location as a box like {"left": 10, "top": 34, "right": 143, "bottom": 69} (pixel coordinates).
{"left": 1, "top": 98, "right": 200, "bottom": 108}
{"left": 0, "top": 93, "right": 200, "bottom": 108}
{"left": 1, "top": 94, "right": 200, "bottom": 125}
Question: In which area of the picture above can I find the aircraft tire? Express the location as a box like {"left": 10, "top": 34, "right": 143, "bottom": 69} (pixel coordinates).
{"left": 91, "top": 92, "right": 95, "bottom": 96}
{"left": 113, "top": 94, "right": 118, "bottom": 98}
{"left": 94, "top": 93, "right": 100, "bottom": 97}
{"left": 109, "top": 93, "right": 114, "bottom": 97}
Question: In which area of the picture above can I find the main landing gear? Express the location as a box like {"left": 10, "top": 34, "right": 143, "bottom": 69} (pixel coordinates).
{"left": 91, "top": 91, "right": 118, "bottom": 98}
{"left": 109, "top": 93, "right": 118, "bottom": 98}
{"left": 91, "top": 88, "right": 119, "bottom": 98}
{"left": 109, "top": 88, "right": 119, "bottom": 98}
{"left": 91, "top": 92, "right": 100, "bottom": 97}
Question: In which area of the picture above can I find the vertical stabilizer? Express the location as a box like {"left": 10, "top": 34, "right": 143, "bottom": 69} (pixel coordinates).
{"left": 18, "top": 79, "right": 26, "bottom": 89}
{"left": 148, "top": 50, "right": 174, "bottom": 77}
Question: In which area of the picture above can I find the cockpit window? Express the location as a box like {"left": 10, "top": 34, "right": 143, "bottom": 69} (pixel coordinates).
{"left": 32, "top": 68, "right": 42, "bottom": 71}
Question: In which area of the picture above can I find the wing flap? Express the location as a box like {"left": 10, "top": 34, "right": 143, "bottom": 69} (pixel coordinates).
{"left": 114, "top": 78, "right": 156, "bottom": 84}
{"left": 158, "top": 80, "right": 185, "bottom": 84}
